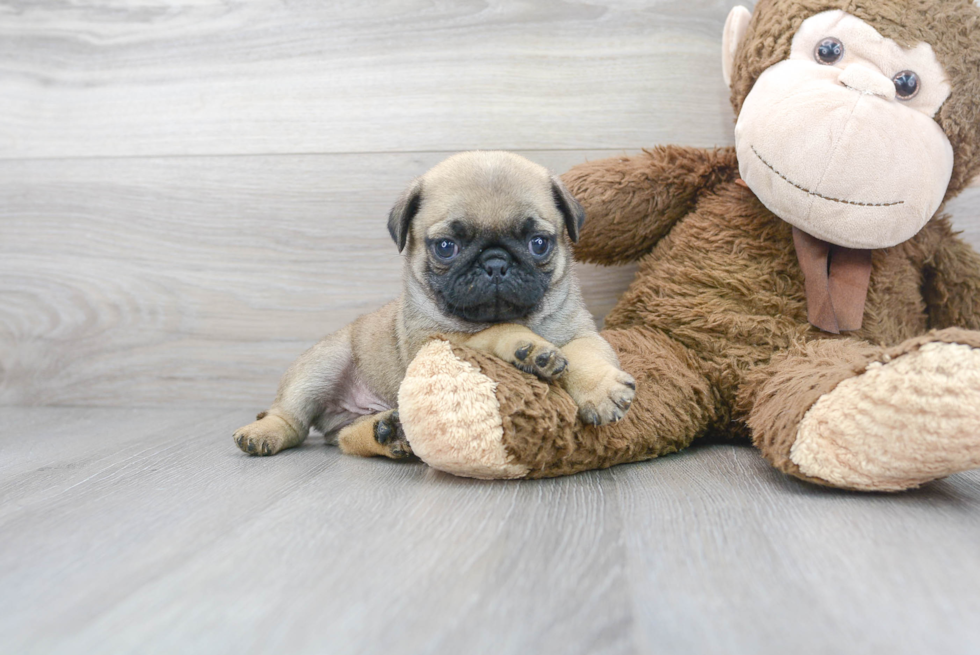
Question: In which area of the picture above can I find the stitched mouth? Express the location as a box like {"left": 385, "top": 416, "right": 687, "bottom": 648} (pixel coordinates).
{"left": 751, "top": 145, "right": 904, "bottom": 208}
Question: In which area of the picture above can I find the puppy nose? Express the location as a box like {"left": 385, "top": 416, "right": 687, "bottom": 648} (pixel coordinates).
{"left": 839, "top": 64, "right": 895, "bottom": 100}
{"left": 479, "top": 248, "right": 511, "bottom": 278}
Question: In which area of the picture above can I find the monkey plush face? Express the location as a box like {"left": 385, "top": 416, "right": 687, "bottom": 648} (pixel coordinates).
{"left": 730, "top": 10, "right": 954, "bottom": 249}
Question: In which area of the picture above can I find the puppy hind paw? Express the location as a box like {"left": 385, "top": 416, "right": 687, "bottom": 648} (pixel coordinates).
{"left": 234, "top": 428, "right": 277, "bottom": 457}
{"left": 233, "top": 413, "right": 301, "bottom": 456}
{"left": 373, "top": 411, "right": 413, "bottom": 459}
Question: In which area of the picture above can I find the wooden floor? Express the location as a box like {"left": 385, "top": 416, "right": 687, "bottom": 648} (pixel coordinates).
{"left": 2, "top": 407, "right": 980, "bottom": 655}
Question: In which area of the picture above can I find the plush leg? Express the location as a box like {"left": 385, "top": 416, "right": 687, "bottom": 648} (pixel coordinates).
{"left": 453, "top": 324, "right": 637, "bottom": 425}
{"left": 742, "top": 329, "right": 980, "bottom": 491}
{"left": 398, "top": 327, "right": 720, "bottom": 479}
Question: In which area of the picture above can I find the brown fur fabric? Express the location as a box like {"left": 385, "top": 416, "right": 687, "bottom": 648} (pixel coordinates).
{"left": 922, "top": 223, "right": 980, "bottom": 330}
{"left": 446, "top": 138, "right": 980, "bottom": 486}
{"left": 885, "top": 326, "right": 980, "bottom": 356}
{"left": 581, "top": 144, "right": 980, "bottom": 486}
{"left": 449, "top": 326, "right": 720, "bottom": 478}
{"left": 412, "top": 0, "right": 980, "bottom": 488}
{"left": 739, "top": 338, "right": 882, "bottom": 486}
{"left": 567, "top": 146, "right": 739, "bottom": 265}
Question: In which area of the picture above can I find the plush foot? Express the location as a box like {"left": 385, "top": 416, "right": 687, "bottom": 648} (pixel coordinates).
{"left": 791, "top": 341, "right": 980, "bottom": 491}
{"left": 234, "top": 412, "right": 303, "bottom": 456}
{"left": 338, "top": 409, "right": 413, "bottom": 459}
{"left": 398, "top": 340, "right": 531, "bottom": 479}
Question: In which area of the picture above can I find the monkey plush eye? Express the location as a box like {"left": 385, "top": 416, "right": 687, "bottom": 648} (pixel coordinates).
{"left": 814, "top": 37, "right": 844, "bottom": 65}
{"left": 528, "top": 235, "right": 552, "bottom": 258}
{"left": 893, "top": 70, "right": 920, "bottom": 100}
{"left": 431, "top": 239, "right": 459, "bottom": 261}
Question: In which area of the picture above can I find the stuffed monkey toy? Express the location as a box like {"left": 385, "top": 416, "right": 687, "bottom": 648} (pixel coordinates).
{"left": 397, "top": 0, "right": 980, "bottom": 491}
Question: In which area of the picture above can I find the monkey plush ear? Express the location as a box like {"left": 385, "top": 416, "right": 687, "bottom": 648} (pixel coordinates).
{"left": 387, "top": 179, "right": 423, "bottom": 253}
{"left": 722, "top": 6, "right": 752, "bottom": 88}
{"left": 970, "top": 173, "right": 980, "bottom": 189}
{"left": 551, "top": 177, "right": 586, "bottom": 243}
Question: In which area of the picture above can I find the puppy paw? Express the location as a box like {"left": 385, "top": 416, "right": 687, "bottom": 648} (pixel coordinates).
{"left": 233, "top": 413, "right": 301, "bottom": 456}
{"left": 568, "top": 369, "right": 637, "bottom": 426}
{"left": 510, "top": 340, "right": 568, "bottom": 381}
{"left": 373, "top": 411, "right": 413, "bottom": 459}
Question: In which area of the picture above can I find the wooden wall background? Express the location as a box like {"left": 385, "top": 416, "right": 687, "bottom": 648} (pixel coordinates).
{"left": 2, "top": 0, "right": 978, "bottom": 407}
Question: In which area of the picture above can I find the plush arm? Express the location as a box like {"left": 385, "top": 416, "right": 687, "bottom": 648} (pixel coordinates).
{"left": 922, "top": 217, "right": 980, "bottom": 330}
{"left": 562, "top": 145, "right": 738, "bottom": 265}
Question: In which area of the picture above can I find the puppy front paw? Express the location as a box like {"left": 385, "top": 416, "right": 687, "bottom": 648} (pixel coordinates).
{"left": 234, "top": 412, "right": 301, "bottom": 456}
{"left": 568, "top": 369, "right": 637, "bottom": 426}
{"left": 373, "top": 410, "right": 413, "bottom": 459}
{"left": 510, "top": 339, "right": 568, "bottom": 381}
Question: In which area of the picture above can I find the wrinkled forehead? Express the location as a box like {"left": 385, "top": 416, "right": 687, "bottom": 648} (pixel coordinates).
{"left": 418, "top": 165, "right": 559, "bottom": 233}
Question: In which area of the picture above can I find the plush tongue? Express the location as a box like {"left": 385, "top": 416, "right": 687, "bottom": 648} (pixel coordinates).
{"left": 792, "top": 227, "right": 872, "bottom": 334}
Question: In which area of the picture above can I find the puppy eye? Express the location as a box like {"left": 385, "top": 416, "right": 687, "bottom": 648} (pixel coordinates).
{"left": 431, "top": 239, "right": 459, "bottom": 261}
{"left": 893, "top": 70, "right": 920, "bottom": 100}
{"left": 814, "top": 37, "right": 844, "bottom": 65}
{"left": 528, "top": 235, "right": 552, "bottom": 258}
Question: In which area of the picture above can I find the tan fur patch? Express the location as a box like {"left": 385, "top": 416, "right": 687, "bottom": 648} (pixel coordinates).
{"left": 398, "top": 340, "right": 529, "bottom": 479}
{"left": 792, "top": 342, "right": 980, "bottom": 491}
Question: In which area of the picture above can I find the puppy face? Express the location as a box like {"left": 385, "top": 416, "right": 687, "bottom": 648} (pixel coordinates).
{"left": 423, "top": 214, "right": 556, "bottom": 323}
{"left": 388, "top": 151, "right": 585, "bottom": 324}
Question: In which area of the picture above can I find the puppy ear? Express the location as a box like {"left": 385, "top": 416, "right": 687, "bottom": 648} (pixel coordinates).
{"left": 551, "top": 177, "right": 586, "bottom": 243}
{"left": 388, "top": 179, "right": 423, "bottom": 253}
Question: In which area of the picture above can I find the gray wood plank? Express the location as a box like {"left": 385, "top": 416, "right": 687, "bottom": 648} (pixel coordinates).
{"left": 0, "top": 407, "right": 632, "bottom": 655}
{"left": 614, "top": 448, "right": 980, "bottom": 655}
{"left": 2, "top": 152, "right": 976, "bottom": 408}
{"left": 0, "top": 0, "right": 746, "bottom": 159}
{"left": 0, "top": 407, "right": 246, "bottom": 523}
{"left": 0, "top": 150, "right": 637, "bottom": 407}
{"left": 2, "top": 408, "right": 979, "bottom": 654}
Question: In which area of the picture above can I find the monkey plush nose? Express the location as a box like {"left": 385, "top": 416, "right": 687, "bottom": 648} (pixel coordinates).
{"left": 479, "top": 248, "right": 511, "bottom": 278}
{"left": 839, "top": 64, "right": 895, "bottom": 100}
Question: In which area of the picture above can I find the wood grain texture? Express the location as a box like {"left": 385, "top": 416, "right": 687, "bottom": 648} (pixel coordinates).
{"left": 612, "top": 450, "right": 980, "bottom": 654}
{"left": 1, "top": 151, "right": 975, "bottom": 407}
{"left": 0, "top": 0, "right": 746, "bottom": 159}
{"left": 2, "top": 0, "right": 977, "bottom": 408}
{"left": 1, "top": 407, "right": 978, "bottom": 654}
{"left": 0, "top": 150, "right": 637, "bottom": 407}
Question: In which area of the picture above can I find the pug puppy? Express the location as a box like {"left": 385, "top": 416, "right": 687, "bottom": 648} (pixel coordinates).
{"left": 234, "top": 151, "right": 636, "bottom": 459}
